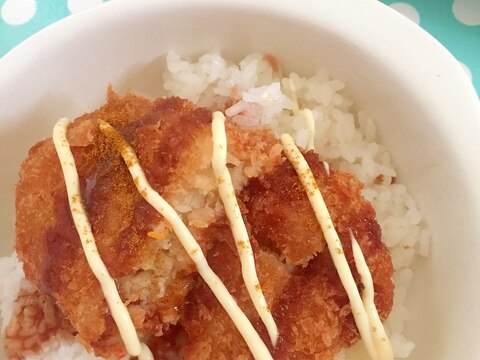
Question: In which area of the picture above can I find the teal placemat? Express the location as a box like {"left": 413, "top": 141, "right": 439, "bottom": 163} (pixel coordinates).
{"left": 0, "top": 0, "right": 479, "bottom": 92}
{"left": 383, "top": 0, "right": 479, "bottom": 93}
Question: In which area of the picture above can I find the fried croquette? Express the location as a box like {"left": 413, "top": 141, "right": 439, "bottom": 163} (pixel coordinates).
{"left": 7, "top": 90, "right": 394, "bottom": 359}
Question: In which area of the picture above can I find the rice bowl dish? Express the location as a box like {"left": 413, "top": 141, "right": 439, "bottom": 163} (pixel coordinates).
{"left": 0, "top": 52, "right": 430, "bottom": 360}
{"left": 2, "top": 0, "right": 480, "bottom": 358}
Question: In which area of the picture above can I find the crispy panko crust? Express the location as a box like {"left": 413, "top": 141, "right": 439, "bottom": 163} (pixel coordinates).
{"left": 10, "top": 91, "right": 394, "bottom": 359}
{"left": 14, "top": 91, "right": 218, "bottom": 357}
{"left": 180, "top": 155, "right": 394, "bottom": 360}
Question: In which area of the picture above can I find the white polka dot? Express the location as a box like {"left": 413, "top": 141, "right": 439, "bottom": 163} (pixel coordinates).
{"left": 1, "top": 0, "right": 37, "bottom": 25}
{"left": 67, "top": 0, "right": 103, "bottom": 14}
{"left": 458, "top": 61, "right": 473, "bottom": 81}
{"left": 390, "top": 2, "right": 420, "bottom": 24}
{"left": 453, "top": 0, "right": 480, "bottom": 26}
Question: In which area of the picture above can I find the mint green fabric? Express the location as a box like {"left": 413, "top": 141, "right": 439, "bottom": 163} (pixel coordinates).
{"left": 0, "top": 0, "right": 478, "bottom": 92}
{"left": 1, "top": 2, "right": 69, "bottom": 56}
{"left": 382, "top": 0, "right": 479, "bottom": 92}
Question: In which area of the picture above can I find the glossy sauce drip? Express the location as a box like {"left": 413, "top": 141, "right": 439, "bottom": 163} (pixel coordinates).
{"left": 280, "top": 133, "right": 392, "bottom": 360}
{"left": 52, "top": 118, "right": 153, "bottom": 360}
{"left": 98, "top": 120, "right": 273, "bottom": 360}
{"left": 350, "top": 230, "right": 394, "bottom": 359}
{"left": 211, "top": 111, "right": 278, "bottom": 346}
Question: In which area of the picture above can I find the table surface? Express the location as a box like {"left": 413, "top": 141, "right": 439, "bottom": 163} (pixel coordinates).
{"left": 0, "top": 0, "right": 479, "bottom": 93}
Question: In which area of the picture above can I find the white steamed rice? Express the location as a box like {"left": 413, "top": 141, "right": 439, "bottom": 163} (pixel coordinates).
{"left": 0, "top": 51, "right": 430, "bottom": 360}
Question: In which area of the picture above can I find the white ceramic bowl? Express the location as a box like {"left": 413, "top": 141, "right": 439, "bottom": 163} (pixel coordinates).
{"left": 1, "top": 0, "right": 479, "bottom": 359}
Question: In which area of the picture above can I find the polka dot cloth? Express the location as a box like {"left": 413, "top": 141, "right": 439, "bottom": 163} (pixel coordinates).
{"left": 382, "top": 0, "right": 479, "bottom": 93}
{"left": 0, "top": 0, "right": 479, "bottom": 92}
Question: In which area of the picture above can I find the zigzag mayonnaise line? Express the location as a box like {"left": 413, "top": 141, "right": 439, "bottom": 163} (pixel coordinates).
{"left": 280, "top": 133, "right": 392, "bottom": 360}
{"left": 211, "top": 111, "right": 278, "bottom": 346}
{"left": 53, "top": 118, "right": 153, "bottom": 360}
{"left": 98, "top": 119, "right": 273, "bottom": 360}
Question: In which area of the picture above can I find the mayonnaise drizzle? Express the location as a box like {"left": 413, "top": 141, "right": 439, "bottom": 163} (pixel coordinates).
{"left": 211, "top": 111, "right": 278, "bottom": 346}
{"left": 98, "top": 120, "right": 273, "bottom": 360}
{"left": 52, "top": 118, "right": 153, "bottom": 360}
{"left": 53, "top": 113, "right": 390, "bottom": 360}
{"left": 280, "top": 133, "right": 390, "bottom": 360}
{"left": 288, "top": 78, "right": 329, "bottom": 175}
{"left": 302, "top": 108, "right": 315, "bottom": 152}
{"left": 350, "top": 229, "right": 394, "bottom": 359}
{"left": 288, "top": 78, "right": 300, "bottom": 114}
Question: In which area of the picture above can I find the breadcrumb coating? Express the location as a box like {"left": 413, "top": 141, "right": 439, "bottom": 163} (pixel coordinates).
{"left": 9, "top": 91, "right": 393, "bottom": 359}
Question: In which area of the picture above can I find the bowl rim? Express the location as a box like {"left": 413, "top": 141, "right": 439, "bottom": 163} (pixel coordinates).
{"left": 1, "top": 0, "right": 478, "bottom": 111}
